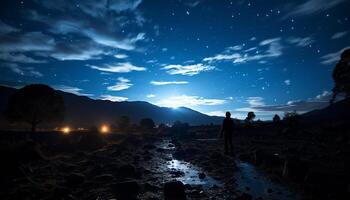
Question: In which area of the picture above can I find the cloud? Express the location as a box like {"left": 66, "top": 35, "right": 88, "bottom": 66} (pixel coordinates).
{"left": 0, "top": 52, "right": 46, "bottom": 63}
{"left": 183, "top": 0, "right": 201, "bottom": 7}
{"left": 204, "top": 110, "right": 226, "bottom": 117}
{"left": 150, "top": 81, "right": 189, "bottom": 85}
{"left": 53, "top": 85, "right": 92, "bottom": 96}
{"left": 284, "top": 0, "right": 346, "bottom": 18}
{"left": 88, "top": 62, "right": 146, "bottom": 73}
{"left": 156, "top": 95, "right": 226, "bottom": 108}
{"left": 287, "top": 37, "right": 314, "bottom": 47}
{"left": 331, "top": 31, "right": 348, "bottom": 39}
{"left": 284, "top": 79, "right": 291, "bottom": 86}
{"left": 246, "top": 97, "right": 265, "bottom": 107}
{"left": 107, "top": 77, "right": 133, "bottom": 91}
{"left": 114, "top": 54, "right": 128, "bottom": 59}
{"left": 0, "top": 31, "right": 55, "bottom": 52}
{"left": 0, "top": 20, "right": 19, "bottom": 35}
{"left": 147, "top": 94, "right": 156, "bottom": 98}
{"left": 321, "top": 46, "right": 350, "bottom": 65}
{"left": 244, "top": 91, "right": 332, "bottom": 113}
{"left": 100, "top": 94, "right": 128, "bottom": 102}
{"left": 203, "top": 37, "right": 282, "bottom": 64}
{"left": 0, "top": 30, "right": 107, "bottom": 61}
{"left": 161, "top": 64, "right": 215, "bottom": 76}
{"left": 0, "top": 0, "right": 147, "bottom": 63}
{"left": 1, "top": 63, "right": 43, "bottom": 77}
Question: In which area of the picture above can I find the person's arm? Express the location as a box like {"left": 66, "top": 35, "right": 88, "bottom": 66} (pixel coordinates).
{"left": 220, "top": 120, "right": 225, "bottom": 138}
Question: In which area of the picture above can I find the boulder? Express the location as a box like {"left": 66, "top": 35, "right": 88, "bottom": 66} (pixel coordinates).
{"left": 164, "top": 181, "right": 186, "bottom": 200}
{"left": 198, "top": 172, "right": 206, "bottom": 179}
{"left": 64, "top": 173, "right": 85, "bottom": 186}
{"left": 119, "top": 164, "right": 137, "bottom": 178}
{"left": 111, "top": 180, "right": 140, "bottom": 200}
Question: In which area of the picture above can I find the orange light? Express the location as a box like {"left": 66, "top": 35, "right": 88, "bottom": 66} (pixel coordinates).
{"left": 100, "top": 125, "right": 110, "bottom": 134}
{"left": 61, "top": 127, "right": 70, "bottom": 134}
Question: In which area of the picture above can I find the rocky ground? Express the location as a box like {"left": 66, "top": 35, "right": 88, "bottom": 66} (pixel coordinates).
{"left": 0, "top": 124, "right": 349, "bottom": 200}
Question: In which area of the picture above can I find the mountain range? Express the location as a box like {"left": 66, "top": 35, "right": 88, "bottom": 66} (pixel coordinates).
{"left": 0, "top": 85, "right": 223, "bottom": 128}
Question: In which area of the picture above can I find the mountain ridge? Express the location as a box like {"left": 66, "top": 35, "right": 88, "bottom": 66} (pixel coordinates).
{"left": 0, "top": 85, "right": 223, "bottom": 128}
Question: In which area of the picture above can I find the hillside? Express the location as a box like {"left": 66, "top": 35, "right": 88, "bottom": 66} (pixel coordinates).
{"left": 0, "top": 85, "right": 223, "bottom": 128}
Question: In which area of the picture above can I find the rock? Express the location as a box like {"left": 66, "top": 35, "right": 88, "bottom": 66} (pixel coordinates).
{"left": 64, "top": 173, "right": 85, "bottom": 186}
{"left": 143, "top": 144, "right": 156, "bottom": 150}
{"left": 235, "top": 192, "right": 252, "bottom": 200}
{"left": 111, "top": 180, "right": 140, "bottom": 200}
{"left": 164, "top": 181, "right": 186, "bottom": 200}
{"left": 144, "top": 183, "right": 160, "bottom": 192}
{"left": 119, "top": 164, "right": 137, "bottom": 178}
{"left": 170, "top": 169, "right": 185, "bottom": 178}
{"left": 94, "top": 174, "right": 115, "bottom": 182}
{"left": 198, "top": 172, "right": 206, "bottom": 179}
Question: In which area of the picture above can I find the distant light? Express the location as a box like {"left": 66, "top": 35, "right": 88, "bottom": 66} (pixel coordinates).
{"left": 100, "top": 125, "right": 110, "bottom": 134}
{"left": 62, "top": 127, "right": 70, "bottom": 134}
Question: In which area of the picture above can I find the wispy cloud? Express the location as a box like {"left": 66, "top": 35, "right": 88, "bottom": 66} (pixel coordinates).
{"left": 239, "top": 91, "right": 332, "bottom": 114}
{"left": 1, "top": 63, "right": 43, "bottom": 77}
{"left": 150, "top": 80, "right": 189, "bottom": 85}
{"left": 203, "top": 37, "right": 283, "bottom": 64}
{"left": 161, "top": 64, "right": 215, "bottom": 76}
{"left": 204, "top": 110, "right": 226, "bottom": 117}
{"left": 284, "top": 0, "right": 346, "bottom": 18}
{"left": 0, "top": 20, "right": 19, "bottom": 35}
{"left": 287, "top": 37, "right": 314, "bottom": 47}
{"left": 100, "top": 94, "right": 128, "bottom": 102}
{"left": 331, "top": 31, "right": 348, "bottom": 40}
{"left": 114, "top": 54, "right": 128, "bottom": 59}
{"left": 147, "top": 94, "right": 156, "bottom": 98}
{"left": 320, "top": 46, "right": 350, "bottom": 65}
{"left": 88, "top": 62, "right": 146, "bottom": 73}
{"left": 107, "top": 77, "right": 133, "bottom": 91}
{"left": 246, "top": 97, "right": 265, "bottom": 107}
{"left": 53, "top": 85, "right": 92, "bottom": 96}
{"left": 156, "top": 95, "right": 226, "bottom": 108}
{"left": 0, "top": 52, "right": 46, "bottom": 63}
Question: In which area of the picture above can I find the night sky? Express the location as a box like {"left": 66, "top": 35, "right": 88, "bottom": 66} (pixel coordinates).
{"left": 0, "top": 0, "right": 349, "bottom": 120}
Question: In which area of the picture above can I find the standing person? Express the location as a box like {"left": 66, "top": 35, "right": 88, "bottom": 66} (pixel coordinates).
{"left": 220, "top": 112, "right": 235, "bottom": 155}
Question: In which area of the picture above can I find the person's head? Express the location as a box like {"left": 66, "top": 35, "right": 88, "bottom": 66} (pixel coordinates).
{"left": 225, "top": 111, "right": 231, "bottom": 118}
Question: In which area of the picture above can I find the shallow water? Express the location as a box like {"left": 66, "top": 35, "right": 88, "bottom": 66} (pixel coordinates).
{"left": 167, "top": 159, "right": 222, "bottom": 187}
{"left": 159, "top": 139, "right": 301, "bottom": 199}
{"left": 234, "top": 160, "right": 301, "bottom": 200}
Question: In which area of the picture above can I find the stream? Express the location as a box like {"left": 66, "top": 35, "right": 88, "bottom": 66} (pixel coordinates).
{"left": 159, "top": 139, "right": 302, "bottom": 199}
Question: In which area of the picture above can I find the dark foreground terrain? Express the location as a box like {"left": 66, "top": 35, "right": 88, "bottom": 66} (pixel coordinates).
{"left": 0, "top": 120, "right": 349, "bottom": 200}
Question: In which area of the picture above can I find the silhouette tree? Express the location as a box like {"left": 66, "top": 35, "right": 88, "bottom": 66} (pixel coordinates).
{"left": 245, "top": 111, "right": 256, "bottom": 124}
{"left": 117, "top": 115, "right": 130, "bottom": 131}
{"left": 273, "top": 114, "right": 281, "bottom": 123}
{"left": 139, "top": 118, "right": 155, "bottom": 130}
{"left": 330, "top": 48, "right": 350, "bottom": 103}
{"left": 4, "top": 84, "right": 64, "bottom": 132}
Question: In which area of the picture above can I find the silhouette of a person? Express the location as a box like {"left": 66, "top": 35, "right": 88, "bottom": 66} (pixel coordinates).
{"left": 220, "top": 112, "right": 235, "bottom": 155}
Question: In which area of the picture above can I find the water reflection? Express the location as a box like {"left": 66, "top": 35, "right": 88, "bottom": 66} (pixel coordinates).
{"left": 234, "top": 160, "right": 301, "bottom": 200}
{"left": 167, "top": 159, "right": 222, "bottom": 187}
